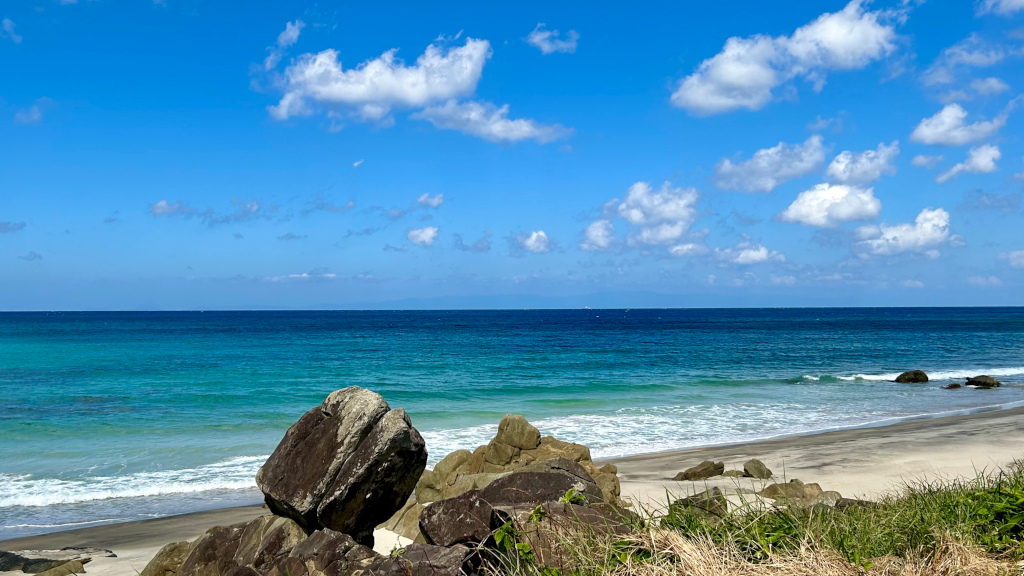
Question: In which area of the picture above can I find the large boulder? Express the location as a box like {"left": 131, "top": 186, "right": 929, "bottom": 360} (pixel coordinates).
{"left": 895, "top": 370, "right": 928, "bottom": 383}
{"left": 759, "top": 479, "right": 827, "bottom": 507}
{"left": 673, "top": 460, "right": 724, "bottom": 481}
{"left": 316, "top": 408, "right": 428, "bottom": 546}
{"left": 672, "top": 487, "right": 727, "bottom": 516}
{"left": 179, "top": 525, "right": 244, "bottom": 576}
{"left": 420, "top": 490, "right": 494, "bottom": 547}
{"left": 743, "top": 459, "right": 773, "bottom": 479}
{"left": 480, "top": 470, "right": 604, "bottom": 507}
{"left": 141, "top": 541, "right": 190, "bottom": 576}
{"left": 256, "top": 387, "right": 390, "bottom": 530}
{"left": 232, "top": 515, "right": 306, "bottom": 572}
{"left": 966, "top": 375, "right": 1000, "bottom": 388}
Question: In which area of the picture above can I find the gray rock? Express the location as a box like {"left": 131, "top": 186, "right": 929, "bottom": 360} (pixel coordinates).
{"left": 179, "top": 525, "right": 244, "bottom": 576}
{"left": 672, "top": 487, "right": 728, "bottom": 516}
{"left": 895, "top": 370, "right": 928, "bottom": 383}
{"left": 966, "top": 375, "right": 1000, "bottom": 388}
{"left": 141, "top": 541, "right": 190, "bottom": 576}
{"left": 479, "top": 471, "right": 603, "bottom": 507}
{"left": 316, "top": 408, "right": 428, "bottom": 546}
{"left": 256, "top": 387, "right": 390, "bottom": 530}
{"left": 232, "top": 515, "right": 305, "bottom": 572}
{"left": 673, "top": 460, "right": 724, "bottom": 481}
{"left": 420, "top": 490, "right": 494, "bottom": 547}
{"left": 743, "top": 459, "right": 773, "bottom": 479}
{"left": 493, "top": 415, "right": 541, "bottom": 450}
{"left": 944, "top": 383, "right": 962, "bottom": 389}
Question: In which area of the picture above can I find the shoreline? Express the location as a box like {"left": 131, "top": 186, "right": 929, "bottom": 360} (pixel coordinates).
{"left": 3, "top": 405, "right": 1024, "bottom": 574}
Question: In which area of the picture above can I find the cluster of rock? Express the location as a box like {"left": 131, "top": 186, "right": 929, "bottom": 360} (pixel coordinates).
{"left": 140, "top": 387, "right": 628, "bottom": 576}
{"left": 382, "top": 414, "right": 624, "bottom": 543}
{"left": 672, "top": 458, "right": 773, "bottom": 481}
{"left": 0, "top": 548, "right": 112, "bottom": 576}
{"left": 895, "top": 370, "right": 1002, "bottom": 389}
{"left": 672, "top": 479, "right": 871, "bottom": 518}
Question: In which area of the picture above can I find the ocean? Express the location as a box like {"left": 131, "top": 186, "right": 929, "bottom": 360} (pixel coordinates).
{"left": 1, "top": 308, "right": 1023, "bottom": 539}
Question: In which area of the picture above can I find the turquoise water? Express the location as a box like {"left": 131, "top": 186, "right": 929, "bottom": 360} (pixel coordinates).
{"left": 2, "top": 308, "right": 1024, "bottom": 538}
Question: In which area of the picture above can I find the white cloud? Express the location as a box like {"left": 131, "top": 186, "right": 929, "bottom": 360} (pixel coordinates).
{"left": 971, "top": 77, "right": 1010, "bottom": 95}
{"left": 910, "top": 103, "right": 1008, "bottom": 146}
{"left": 13, "top": 105, "right": 41, "bottom": 125}
{"left": 270, "top": 38, "right": 491, "bottom": 122}
{"left": 413, "top": 100, "right": 571, "bottom": 144}
{"left": 525, "top": 24, "right": 578, "bottom": 55}
{"left": 407, "top": 226, "right": 439, "bottom": 247}
{"left": 580, "top": 220, "right": 614, "bottom": 251}
{"left": 617, "top": 181, "right": 700, "bottom": 245}
{"left": 936, "top": 144, "right": 1000, "bottom": 183}
{"left": 968, "top": 275, "right": 1002, "bottom": 286}
{"left": 912, "top": 154, "right": 943, "bottom": 168}
{"left": 777, "top": 183, "right": 882, "bottom": 228}
{"left": 1, "top": 18, "right": 21, "bottom": 44}
{"left": 855, "top": 207, "right": 954, "bottom": 257}
{"left": 771, "top": 274, "right": 797, "bottom": 285}
{"left": 670, "top": 1, "right": 901, "bottom": 115}
{"left": 715, "top": 238, "right": 786, "bottom": 265}
{"left": 264, "top": 20, "right": 305, "bottom": 70}
{"left": 1004, "top": 250, "right": 1024, "bottom": 268}
{"left": 901, "top": 279, "right": 925, "bottom": 288}
{"left": 416, "top": 193, "right": 444, "bottom": 208}
{"left": 713, "top": 135, "right": 824, "bottom": 193}
{"left": 352, "top": 159, "right": 364, "bottom": 167}
{"left": 976, "top": 0, "right": 1024, "bottom": 16}
{"left": 826, "top": 140, "right": 899, "bottom": 185}
{"left": 149, "top": 200, "right": 195, "bottom": 217}
{"left": 922, "top": 34, "right": 1019, "bottom": 85}
{"left": 668, "top": 243, "right": 708, "bottom": 257}
{"left": 516, "top": 230, "right": 552, "bottom": 253}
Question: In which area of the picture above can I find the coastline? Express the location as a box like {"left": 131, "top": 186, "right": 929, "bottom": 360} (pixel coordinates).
{"left": 3, "top": 405, "right": 1024, "bottom": 574}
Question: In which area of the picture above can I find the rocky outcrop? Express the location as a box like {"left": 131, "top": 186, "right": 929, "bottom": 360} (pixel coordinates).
{"left": 757, "top": 479, "right": 843, "bottom": 508}
{"left": 895, "top": 370, "right": 928, "bottom": 383}
{"left": 742, "top": 459, "right": 773, "bottom": 479}
{"left": 381, "top": 414, "right": 623, "bottom": 542}
{"left": 966, "top": 375, "right": 1000, "bottom": 388}
{"left": 142, "top": 541, "right": 190, "bottom": 576}
{"left": 256, "top": 387, "right": 426, "bottom": 543}
{"left": 672, "top": 487, "right": 727, "bottom": 516}
{"left": 419, "top": 490, "right": 494, "bottom": 547}
{"left": 673, "top": 460, "right": 724, "bottom": 481}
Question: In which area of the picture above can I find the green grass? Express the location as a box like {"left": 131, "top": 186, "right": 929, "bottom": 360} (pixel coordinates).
{"left": 659, "top": 462, "right": 1024, "bottom": 566}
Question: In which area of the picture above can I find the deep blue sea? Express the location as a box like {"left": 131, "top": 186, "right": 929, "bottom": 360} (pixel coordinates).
{"left": 2, "top": 308, "right": 1024, "bottom": 539}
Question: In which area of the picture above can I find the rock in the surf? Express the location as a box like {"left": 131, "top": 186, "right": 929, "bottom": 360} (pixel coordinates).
{"left": 966, "top": 375, "right": 1000, "bottom": 388}
{"left": 316, "top": 408, "right": 428, "bottom": 546}
{"left": 673, "top": 460, "right": 724, "bottom": 481}
{"left": 743, "top": 458, "right": 773, "bottom": 479}
{"left": 944, "top": 383, "right": 962, "bottom": 389}
{"left": 895, "top": 370, "right": 928, "bottom": 383}
{"left": 256, "top": 386, "right": 427, "bottom": 543}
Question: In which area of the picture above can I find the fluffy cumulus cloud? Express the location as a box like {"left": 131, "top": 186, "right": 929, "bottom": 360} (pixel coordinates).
{"left": 671, "top": 1, "right": 902, "bottom": 115}
{"left": 910, "top": 103, "right": 1009, "bottom": 146}
{"left": 270, "top": 38, "right": 491, "bottom": 122}
{"left": 1004, "top": 250, "right": 1024, "bottom": 268}
{"left": 407, "top": 226, "right": 439, "bottom": 247}
{"left": 715, "top": 238, "right": 786, "bottom": 265}
{"left": 413, "top": 100, "right": 570, "bottom": 143}
{"left": 826, "top": 140, "right": 899, "bottom": 185}
{"left": 777, "top": 183, "right": 882, "bottom": 228}
{"left": 912, "top": 154, "right": 943, "bottom": 168}
{"left": 525, "top": 24, "right": 578, "bottom": 55}
{"left": 855, "top": 208, "right": 957, "bottom": 258}
{"left": 1, "top": 18, "right": 21, "bottom": 44}
{"left": 936, "top": 144, "right": 1000, "bottom": 183}
{"left": 617, "top": 182, "right": 700, "bottom": 246}
{"left": 713, "top": 135, "right": 824, "bottom": 193}
{"left": 515, "top": 230, "right": 553, "bottom": 254}
{"left": 580, "top": 220, "right": 614, "bottom": 251}
{"left": 976, "top": 0, "right": 1024, "bottom": 16}
{"left": 264, "top": 20, "right": 305, "bottom": 70}
{"left": 922, "top": 34, "right": 1020, "bottom": 86}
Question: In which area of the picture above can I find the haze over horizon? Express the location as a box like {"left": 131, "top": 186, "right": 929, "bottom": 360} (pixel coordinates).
{"left": 3, "top": 0, "right": 1024, "bottom": 310}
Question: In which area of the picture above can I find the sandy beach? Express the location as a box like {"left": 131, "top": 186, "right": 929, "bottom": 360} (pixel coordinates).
{"left": 4, "top": 406, "right": 1023, "bottom": 575}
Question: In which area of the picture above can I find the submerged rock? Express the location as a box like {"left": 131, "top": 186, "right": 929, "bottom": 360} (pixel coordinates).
{"left": 966, "top": 375, "right": 1000, "bottom": 388}
{"left": 673, "top": 460, "right": 724, "bottom": 481}
{"left": 743, "top": 459, "right": 773, "bottom": 479}
{"left": 895, "top": 370, "right": 929, "bottom": 383}
{"left": 944, "top": 383, "right": 962, "bottom": 389}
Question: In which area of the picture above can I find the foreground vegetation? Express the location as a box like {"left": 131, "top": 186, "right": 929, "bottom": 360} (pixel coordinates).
{"left": 491, "top": 462, "right": 1024, "bottom": 576}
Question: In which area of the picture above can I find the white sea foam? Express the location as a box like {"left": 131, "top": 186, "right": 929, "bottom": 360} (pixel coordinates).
{"left": 835, "top": 366, "right": 1024, "bottom": 382}
{"left": 0, "top": 456, "right": 266, "bottom": 508}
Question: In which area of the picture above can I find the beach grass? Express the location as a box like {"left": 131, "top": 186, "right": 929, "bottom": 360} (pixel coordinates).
{"left": 488, "top": 461, "right": 1024, "bottom": 576}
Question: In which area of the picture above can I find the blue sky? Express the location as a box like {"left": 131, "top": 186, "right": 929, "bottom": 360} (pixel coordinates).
{"left": 2, "top": 0, "right": 1024, "bottom": 309}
